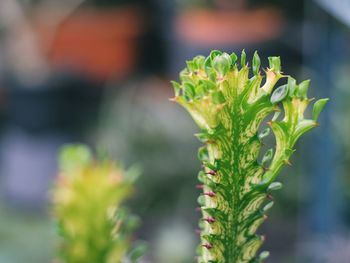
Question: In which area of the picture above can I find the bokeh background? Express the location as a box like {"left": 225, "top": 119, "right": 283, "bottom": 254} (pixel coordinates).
{"left": 0, "top": 0, "right": 347, "bottom": 262}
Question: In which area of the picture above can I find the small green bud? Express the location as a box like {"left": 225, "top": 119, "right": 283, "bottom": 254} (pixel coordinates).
{"left": 186, "top": 60, "right": 195, "bottom": 71}
{"left": 268, "top": 56, "right": 281, "bottom": 72}
{"left": 212, "top": 91, "right": 226, "bottom": 104}
{"left": 297, "top": 79, "right": 310, "bottom": 99}
{"left": 262, "top": 201, "right": 274, "bottom": 212}
{"left": 287, "top": 77, "right": 297, "bottom": 97}
{"left": 197, "top": 171, "right": 206, "bottom": 183}
{"left": 179, "top": 68, "right": 191, "bottom": 82}
{"left": 171, "top": 81, "right": 181, "bottom": 96}
{"left": 183, "top": 82, "right": 195, "bottom": 100}
{"left": 270, "top": 84, "right": 289, "bottom": 104}
{"left": 198, "top": 147, "right": 209, "bottom": 161}
{"left": 252, "top": 51, "right": 261, "bottom": 75}
{"left": 261, "top": 148, "right": 274, "bottom": 165}
{"left": 258, "top": 128, "right": 270, "bottom": 140}
{"left": 258, "top": 251, "right": 270, "bottom": 261}
{"left": 241, "top": 49, "right": 246, "bottom": 67}
{"left": 230, "top": 52, "right": 238, "bottom": 65}
{"left": 199, "top": 79, "right": 215, "bottom": 91}
{"left": 195, "top": 84, "right": 207, "bottom": 97}
{"left": 210, "top": 50, "right": 222, "bottom": 60}
{"left": 312, "top": 98, "right": 329, "bottom": 121}
{"left": 204, "top": 56, "right": 212, "bottom": 69}
{"left": 267, "top": 182, "right": 283, "bottom": 191}
{"left": 129, "top": 242, "right": 148, "bottom": 263}
{"left": 212, "top": 53, "right": 231, "bottom": 76}
{"left": 198, "top": 195, "right": 206, "bottom": 206}
{"left": 193, "top": 55, "right": 205, "bottom": 69}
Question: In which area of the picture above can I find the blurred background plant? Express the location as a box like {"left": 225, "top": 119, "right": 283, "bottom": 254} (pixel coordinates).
{"left": 53, "top": 144, "right": 146, "bottom": 263}
{"left": 0, "top": 0, "right": 347, "bottom": 262}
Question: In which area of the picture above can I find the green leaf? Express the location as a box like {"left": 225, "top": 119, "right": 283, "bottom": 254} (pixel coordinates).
{"left": 241, "top": 49, "right": 246, "bottom": 67}
{"left": 261, "top": 148, "right": 274, "bottom": 165}
{"left": 171, "top": 81, "right": 181, "bottom": 96}
{"left": 230, "top": 52, "right": 238, "bottom": 65}
{"left": 262, "top": 201, "right": 274, "bottom": 212}
{"left": 210, "top": 50, "right": 223, "bottom": 60}
{"left": 183, "top": 82, "right": 195, "bottom": 100}
{"left": 270, "top": 84, "right": 289, "bottom": 104}
{"left": 212, "top": 53, "right": 231, "bottom": 76}
{"left": 252, "top": 51, "right": 261, "bottom": 75}
{"left": 186, "top": 60, "right": 195, "bottom": 71}
{"left": 198, "top": 147, "right": 209, "bottom": 161}
{"left": 268, "top": 56, "right": 281, "bottom": 72}
{"left": 212, "top": 91, "right": 226, "bottom": 104}
{"left": 297, "top": 79, "right": 310, "bottom": 99}
{"left": 195, "top": 84, "right": 207, "bottom": 97}
{"left": 204, "top": 56, "right": 212, "bottom": 69}
{"left": 312, "top": 98, "right": 329, "bottom": 121}
{"left": 287, "top": 77, "right": 296, "bottom": 97}
{"left": 199, "top": 79, "right": 215, "bottom": 91}
{"left": 129, "top": 242, "right": 148, "bottom": 263}
{"left": 267, "top": 182, "right": 283, "bottom": 191}
{"left": 197, "top": 195, "right": 206, "bottom": 206}
{"left": 193, "top": 55, "right": 205, "bottom": 69}
{"left": 258, "top": 251, "right": 270, "bottom": 261}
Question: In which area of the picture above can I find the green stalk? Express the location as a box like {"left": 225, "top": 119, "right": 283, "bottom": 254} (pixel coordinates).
{"left": 171, "top": 50, "right": 328, "bottom": 262}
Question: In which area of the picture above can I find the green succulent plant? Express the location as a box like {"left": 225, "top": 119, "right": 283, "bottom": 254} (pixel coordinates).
{"left": 171, "top": 50, "right": 328, "bottom": 262}
{"left": 53, "top": 144, "right": 146, "bottom": 263}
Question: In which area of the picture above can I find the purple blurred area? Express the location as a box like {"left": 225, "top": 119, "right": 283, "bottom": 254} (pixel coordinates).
{"left": 0, "top": 0, "right": 348, "bottom": 262}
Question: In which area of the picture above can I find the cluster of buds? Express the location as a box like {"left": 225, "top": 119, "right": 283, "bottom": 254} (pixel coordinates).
{"left": 172, "top": 50, "right": 328, "bottom": 262}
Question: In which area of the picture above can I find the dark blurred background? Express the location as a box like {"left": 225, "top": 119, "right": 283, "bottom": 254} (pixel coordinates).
{"left": 0, "top": 0, "right": 347, "bottom": 262}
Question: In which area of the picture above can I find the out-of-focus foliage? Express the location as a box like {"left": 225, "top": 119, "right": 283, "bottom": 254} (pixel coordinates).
{"left": 53, "top": 144, "right": 146, "bottom": 263}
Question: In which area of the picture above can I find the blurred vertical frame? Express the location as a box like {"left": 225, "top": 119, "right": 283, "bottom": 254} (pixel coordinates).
{"left": 301, "top": 1, "right": 341, "bottom": 261}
